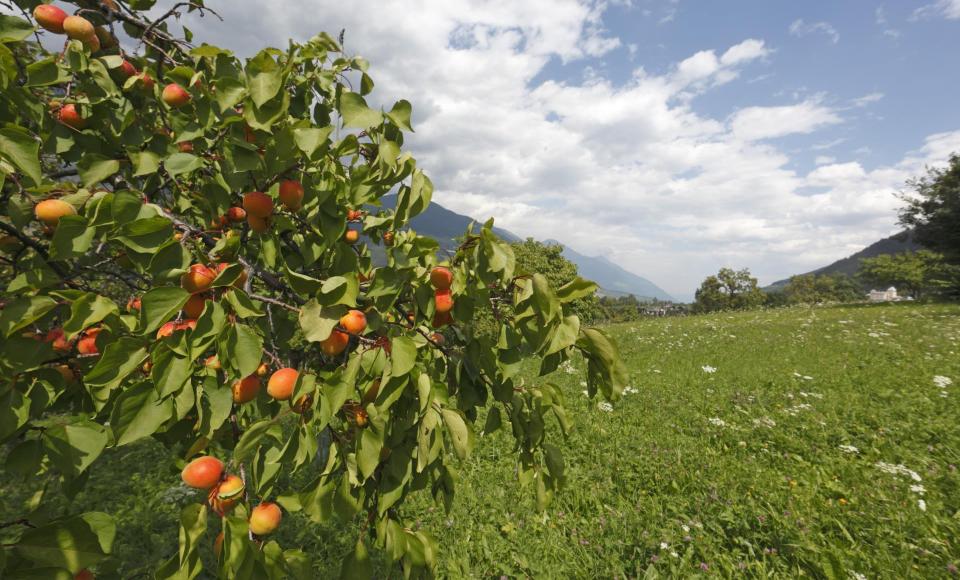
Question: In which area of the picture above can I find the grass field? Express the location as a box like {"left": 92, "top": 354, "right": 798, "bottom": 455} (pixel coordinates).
{"left": 3, "top": 302, "right": 960, "bottom": 578}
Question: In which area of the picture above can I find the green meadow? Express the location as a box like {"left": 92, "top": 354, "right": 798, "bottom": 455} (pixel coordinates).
{"left": 3, "top": 302, "right": 959, "bottom": 578}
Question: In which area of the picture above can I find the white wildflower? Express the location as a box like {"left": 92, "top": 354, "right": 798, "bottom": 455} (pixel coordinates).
{"left": 753, "top": 417, "right": 776, "bottom": 429}
{"left": 579, "top": 381, "right": 587, "bottom": 387}
{"left": 660, "top": 542, "right": 669, "bottom": 550}
{"left": 868, "top": 332, "right": 881, "bottom": 338}
{"left": 909, "top": 484, "right": 926, "bottom": 495}
{"left": 681, "top": 524, "right": 690, "bottom": 533}
{"left": 918, "top": 499, "right": 927, "bottom": 512}
{"left": 850, "top": 573, "right": 867, "bottom": 580}
{"left": 933, "top": 375, "right": 953, "bottom": 388}
{"left": 597, "top": 401, "right": 613, "bottom": 413}
{"left": 838, "top": 444, "right": 860, "bottom": 454}
{"left": 874, "top": 462, "right": 922, "bottom": 482}
{"left": 708, "top": 417, "right": 727, "bottom": 427}
{"left": 702, "top": 365, "right": 717, "bottom": 374}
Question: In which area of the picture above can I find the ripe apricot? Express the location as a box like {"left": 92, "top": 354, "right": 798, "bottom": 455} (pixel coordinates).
{"left": 34, "top": 4, "right": 68, "bottom": 33}
{"left": 247, "top": 214, "right": 269, "bottom": 233}
{"left": 63, "top": 15, "right": 94, "bottom": 41}
{"left": 339, "top": 309, "right": 367, "bottom": 334}
{"left": 226, "top": 206, "right": 246, "bottom": 222}
{"left": 278, "top": 180, "right": 303, "bottom": 211}
{"left": 183, "top": 294, "right": 207, "bottom": 319}
{"left": 181, "top": 456, "right": 223, "bottom": 489}
{"left": 344, "top": 229, "right": 359, "bottom": 244}
{"left": 231, "top": 374, "right": 260, "bottom": 403}
{"left": 214, "top": 531, "right": 224, "bottom": 559}
{"left": 255, "top": 362, "right": 269, "bottom": 376}
{"left": 267, "top": 367, "right": 298, "bottom": 401}
{"left": 35, "top": 199, "right": 76, "bottom": 226}
{"left": 156, "top": 321, "right": 177, "bottom": 339}
{"left": 434, "top": 289, "right": 454, "bottom": 314}
{"left": 162, "top": 83, "right": 191, "bottom": 108}
{"left": 249, "top": 502, "right": 282, "bottom": 535}
{"left": 209, "top": 474, "right": 244, "bottom": 516}
{"left": 242, "top": 191, "right": 273, "bottom": 218}
{"left": 181, "top": 263, "right": 216, "bottom": 294}
{"left": 320, "top": 330, "right": 349, "bottom": 356}
{"left": 430, "top": 266, "right": 453, "bottom": 290}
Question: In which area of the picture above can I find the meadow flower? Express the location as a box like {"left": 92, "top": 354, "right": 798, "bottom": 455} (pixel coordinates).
{"left": 702, "top": 365, "right": 717, "bottom": 374}
{"left": 874, "top": 462, "right": 922, "bottom": 481}
{"left": 838, "top": 444, "right": 859, "bottom": 454}
{"left": 933, "top": 375, "right": 953, "bottom": 388}
{"left": 597, "top": 401, "right": 613, "bottom": 412}
{"left": 708, "top": 417, "right": 727, "bottom": 427}
{"left": 910, "top": 484, "right": 926, "bottom": 495}
{"left": 851, "top": 573, "right": 867, "bottom": 580}
{"left": 753, "top": 417, "right": 776, "bottom": 428}
{"left": 918, "top": 499, "right": 927, "bottom": 511}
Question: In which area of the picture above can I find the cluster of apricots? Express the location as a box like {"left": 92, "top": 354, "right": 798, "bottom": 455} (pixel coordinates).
{"left": 430, "top": 266, "right": 454, "bottom": 326}
{"left": 180, "top": 456, "right": 282, "bottom": 536}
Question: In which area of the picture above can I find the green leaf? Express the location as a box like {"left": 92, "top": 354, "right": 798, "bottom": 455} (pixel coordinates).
{"left": 390, "top": 336, "right": 417, "bottom": 377}
{"left": 214, "top": 76, "right": 246, "bottom": 112}
{"left": 246, "top": 51, "right": 283, "bottom": 107}
{"left": 298, "top": 299, "right": 342, "bottom": 342}
{"left": 83, "top": 337, "right": 149, "bottom": 410}
{"left": 110, "top": 381, "right": 174, "bottom": 445}
{"left": 130, "top": 151, "right": 161, "bottom": 177}
{"left": 43, "top": 419, "right": 109, "bottom": 477}
{"left": 356, "top": 428, "right": 383, "bottom": 481}
{"left": 138, "top": 287, "right": 190, "bottom": 334}
{"left": 164, "top": 152, "right": 204, "bottom": 177}
{"left": 339, "top": 92, "right": 383, "bottom": 129}
{"left": 77, "top": 154, "right": 121, "bottom": 187}
{"left": 556, "top": 277, "right": 598, "bottom": 303}
{"left": 63, "top": 293, "right": 118, "bottom": 340}
{"left": 223, "top": 289, "right": 263, "bottom": 318}
{"left": 0, "top": 126, "right": 42, "bottom": 186}
{"left": 234, "top": 419, "right": 277, "bottom": 463}
{"left": 50, "top": 215, "right": 95, "bottom": 260}
{"left": 441, "top": 408, "right": 474, "bottom": 460}
{"left": 0, "top": 14, "right": 34, "bottom": 42}
{"left": 229, "top": 324, "right": 264, "bottom": 377}
{"left": 25, "top": 57, "right": 72, "bottom": 87}
{"left": 0, "top": 295, "right": 57, "bottom": 337}
{"left": 14, "top": 512, "right": 115, "bottom": 574}
{"left": 339, "top": 539, "right": 373, "bottom": 580}
{"left": 545, "top": 314, "right": 580, "bottom": 356}
{"left": 576, "top": 327, "right": 628, "bottom": 400}
{"left": 293, "top": 127, "right": 333, "bottom": 158}
{"left": 386, "top": 100, "right": 414, "bottom": 132}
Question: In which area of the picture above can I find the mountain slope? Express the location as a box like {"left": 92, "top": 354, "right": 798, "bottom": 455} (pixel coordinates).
{"left": 550, "top": 242, "right": 675, "bottom": 301}
{"left": 767, "top": 231, "right": 921, "bottom": 290}
{"left": 375, "top": 196, "right": 672, "bottom": 300}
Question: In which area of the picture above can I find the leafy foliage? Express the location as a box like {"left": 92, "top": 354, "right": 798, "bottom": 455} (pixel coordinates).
{"left": 858, "top": 250, "right": 955, "bottom": 299}
{"left": 0, "top": 3, "right": 624, "bottom": 577}
{"left": 899, "top": 154, "right": 960, "bottom": 265}
{"left": 778, "top": 273, "right": 862, "bottom": 305}
{"left": 692, "top": 267, "right": 764, "bottom": 313}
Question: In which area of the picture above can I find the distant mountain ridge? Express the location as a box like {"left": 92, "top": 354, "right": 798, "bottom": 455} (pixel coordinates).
{"left": 375, "top": 196, "right": 672, "bottom": 301}
{"left": 767, "top": 231, "right": 921, "bottom": 290}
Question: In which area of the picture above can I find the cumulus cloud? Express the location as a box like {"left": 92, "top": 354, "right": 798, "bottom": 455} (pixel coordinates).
{"left": 788, "top": 19, "right": 840, "bottom": 44}
{"left": 163, "top": 1, "right": 956, "bottom": 297}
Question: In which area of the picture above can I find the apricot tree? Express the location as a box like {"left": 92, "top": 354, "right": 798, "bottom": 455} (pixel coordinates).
{"left": 0, "top": 1, "right": 626, "bottom": 577}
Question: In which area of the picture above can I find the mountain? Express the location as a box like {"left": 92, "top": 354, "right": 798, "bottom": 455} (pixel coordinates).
{"left": 549, "top": 241, "right": 675, "bottom": 301}
{"left": 375, "top": 196, "right": 672, "bottom": 301}
{"left": 766, "top": 231, "right": 921, "bottom": 290}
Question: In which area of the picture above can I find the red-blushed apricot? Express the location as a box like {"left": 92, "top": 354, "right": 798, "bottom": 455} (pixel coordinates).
{"left": 382, "top": 231, "right": 395, "bottom": 246}
{"left": 208, "top": 474, "right": 244, "bottom": 516}
{"left": 176, "top": 319, "right": 197, "bottom": 332}
{"left": 430, "top": 266, "right": 453, "bottom": 290}
{"left": 347, "top": 209, "right": 363, "bottom": 221}
{"left": 34, "top": 4, "right": 68, "bottom": 33}
{"left": 344, "top": 229, "right": 359, "bottom": 244}
{"left": 267, "top": 367, "right": 298, "bottom": 401}
{"left": 127, "top": 296, "right": 141, "bottom": 312}
{"left": 214, "top": 531, "right": 224, "bottom": 559}
{"left": 76, "top": 328, "right": 101, "bottom": 355}
{"left": 137, "top": 72, "right": 155, "bottom": 91}
{"left": 141, "top": 360, "right": 152, "bottom": 374}
{"left": 255, "top": 362, "right": 269, "bottom": 377}
{"left": 278, "top": 180, "right": 304, "bottom": 211}
{"left": 162, "top": 83, "right": 191, "bottom": 108}
{"left": 320, "top": 330, "right": 349, "bottom": 356}
{"left": 432, "top": 311, "right": 453, "bottom": 328}
{"left": 119, "top": 60, "right": 138, "bottom": 78}
{"left": 249, "top": 502, "right": 282, "bottom": 535}
{"left": 242, "top": 191, "right": 273, "bottom": 218}
{"left": 183, "top": 294, "right": 207, "bottom": 319}
{"left": 94, "top": 26, "right": 117, "bottom": 49}
{"left": 434, "top": 289, "right": 454, "bottom": 314}
{"left": 354, "top": 408, "right": 369, "bottom": 428}
{"left": 226, "top": 206, "right": 246, "bottom": 222}
{"left": 430, "top": 332, "right": 445, "bottom": 345}
{"left": 63, "top": 15, "right": 94, "bottom": 40}
{"left": 35, "top": 198, "right": 77, "bottom": 226}
{"left": 181, "top": 456, "right": 223, "bottom": 489}
{"left": 44, "top": 328, "right": 72, "bottom": 352}
{"left": 231, "top": 374, "right": 260, "bottom": 403}
{"left": 339, "top": 309, "right": 367, "bottom": 335}
{"left": 215, "top": 262, "right": 248, "bottom": 289}
{"left": 293, "top": 393, "right": 313, "bottom": 414}
{"left": 247, "top": 214, "right": 269, "bottom": 233}
{"left": 204, "top": 354, "right": 221, "bottom": 370}
{"left": 181, "top": 263, "right": 216, "bottom": 293}
{"left": 156, "top": 321, "right": 177, "bottom": 339}
{"left": 177, "top": 141, "right": 194, "bottom": 153}
{"left": 81, "top": 32, "right": 100, "bottom": 52}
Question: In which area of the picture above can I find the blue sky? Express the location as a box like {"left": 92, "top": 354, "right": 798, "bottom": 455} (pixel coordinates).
{"left": 99, "top": 1, "right": 960, "bottom": 298}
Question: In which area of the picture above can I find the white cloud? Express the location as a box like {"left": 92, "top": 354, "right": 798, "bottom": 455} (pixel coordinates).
{"left": 851, "top": 92, "right": 884, "bottom": 107}
{"left": 911, "top": 0, "right": 960, "bottom": 20}
{"left": 788, "top": 19, "right": 840, "bottom": 44}
{"left": 875, "top": 6, "right": 902, "bottom": 38}
{"left": 729, "top": 100, "right": 842, "bottom": 141}
{"left": 161, "top": 1, "right": 957, "bottom": 297}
